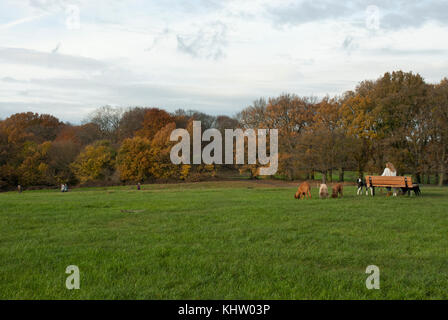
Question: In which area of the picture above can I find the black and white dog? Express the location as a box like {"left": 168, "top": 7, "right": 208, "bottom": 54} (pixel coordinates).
{"left": 357, "top": 178, "right": 373, "bottom": 196}
{"left": 400, "top": 184, "right": 421, "bottom": 196}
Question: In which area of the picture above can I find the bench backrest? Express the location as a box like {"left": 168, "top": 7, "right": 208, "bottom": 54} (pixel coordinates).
{"left": 365, "top": 175, "right": 413, "bottom": 188}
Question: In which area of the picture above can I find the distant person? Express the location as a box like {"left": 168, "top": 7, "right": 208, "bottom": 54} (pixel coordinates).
{"left": 64, "top": 184, "right": 68, "bottom": 192}
{"left": 137, "top": 182, "right": 141, "bottom": 190}
{"left": 18, "top": 185, "right": 22, "bottom": 193}
{"left": 61, "top": 184, "right": 65, "bottom": 192}
{"left": 382, "top": 162, "right": 397, "bottom": 196}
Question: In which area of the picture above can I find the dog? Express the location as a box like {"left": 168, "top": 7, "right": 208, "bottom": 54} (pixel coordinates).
{"left": 357, "top": 178, "right": 373, "bottom": 196}
{"left": 295, "top": 181, "right": 311, "bottom": 200}
{"left": 331, "top": 183, "right": 343, "bottom": 198}
{"left": 319, "top": 184, "right": 329, "bottom": 199}
{"left": 356, "top": 178, "right": 367, "bottom": 195}
{"left": 400, "top": 183, "right": 421, "bottom": 196}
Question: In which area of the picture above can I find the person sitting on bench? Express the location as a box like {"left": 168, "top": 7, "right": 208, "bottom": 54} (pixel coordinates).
{"left": 381, "top": 162, "right": 397, "bottom": 196}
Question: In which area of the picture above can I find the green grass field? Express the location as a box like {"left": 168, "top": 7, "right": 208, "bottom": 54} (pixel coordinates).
{"left": 1, "top": 180, "right": 447, "bottom": 299}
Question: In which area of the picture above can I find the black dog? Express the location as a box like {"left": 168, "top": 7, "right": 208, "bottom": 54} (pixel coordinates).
{"left": 400, "top": 184, "right": 421, "bottom": 196}
{"left": 357, "top": 178, "right": 372, "bottom": 196}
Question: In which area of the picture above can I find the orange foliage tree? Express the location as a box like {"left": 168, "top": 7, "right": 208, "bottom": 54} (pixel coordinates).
{"left": 136, "top": 108, "right": 175, "bottom": 141}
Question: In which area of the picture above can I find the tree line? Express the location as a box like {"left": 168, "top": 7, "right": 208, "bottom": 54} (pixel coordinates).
{"left": 0, "top": 70, "right": 447, "bottom": 190}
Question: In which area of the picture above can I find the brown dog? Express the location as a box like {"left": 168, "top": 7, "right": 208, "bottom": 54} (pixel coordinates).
{"left": 294, "top": 181, "right": 311, "bottom": 199}
{"left": 331, "top": 183, "right": 343, "bottom": 198}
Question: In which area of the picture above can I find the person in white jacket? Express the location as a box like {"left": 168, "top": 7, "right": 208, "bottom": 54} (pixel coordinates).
{"left": 382, "top": 162, "right": 397, "bottom": 196}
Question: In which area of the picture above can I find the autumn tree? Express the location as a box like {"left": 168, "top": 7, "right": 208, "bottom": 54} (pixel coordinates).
{"left": 136, "top": 108, "right": 175, "bottom": 141}
{"left": 340, "top": 83, "right": 379, "bottom": 177}
{"left": 296, "top": 126, "right": 332, "bottom": 183}
{"left": 311, "top": 97, "right": 351, "bottom": 182}
{"left": 47, "top": 141, "right": 80, "bottom": 184}
{"left": 55, "top": 123, "right": 102, "bottom": 146}
{"left": 0, "top": 126, "right": 11, "bottom": 167}
{"left": 0, "top": 113, "right": 64, "bottom": 188}
{"left": 70, "top": 140, "right": 116, "bottom": 184}
{"left": 117, "top": 136, "right": 152, "bottom": 182}
{"left": 238, "top": 95, "right": 316, "bottom": 180}
{"left": 118, "top": 107, "right": 149, "bottom": 141}
{"left": 149, "top": 122, "right": 189, "bottom": 179}
{"left": 215, "top": 115, "right": 239, "bottom": 133}
{"left": 429, "top": 79, "right": 448, "bottom": 185}
{"left": 0, "top": 112, "right": 62, "bottom": 144}
{"left": 341, "top": 71, "right": 432, "bottom": 181}
{"left": 18, "top": 141, "right": 52, "bottom": 186}
{"left": 375, "top": 71, "right": 429, "bottom": 181}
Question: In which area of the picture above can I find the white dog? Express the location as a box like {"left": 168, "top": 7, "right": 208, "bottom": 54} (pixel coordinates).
{"left": 319, "top": 184, "right": 329, "bottom": 199}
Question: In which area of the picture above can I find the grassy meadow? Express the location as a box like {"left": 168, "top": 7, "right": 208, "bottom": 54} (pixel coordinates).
{"left": 0, "top": 180, "right": 447, "bottom": 299}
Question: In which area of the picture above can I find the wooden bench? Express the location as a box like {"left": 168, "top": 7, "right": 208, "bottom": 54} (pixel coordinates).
{"left": 365, "top": 175, "right": 413, "bottom": 196}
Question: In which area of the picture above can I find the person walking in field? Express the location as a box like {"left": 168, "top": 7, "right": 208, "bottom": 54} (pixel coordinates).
{"left": 137, "top": 182, "right": 141, "bottom": 190}
{"left": 382, "top": 162, "right": 397, "bottom": 196}
{"left": 17, "top": 185, "right": 22, "bottom": 193}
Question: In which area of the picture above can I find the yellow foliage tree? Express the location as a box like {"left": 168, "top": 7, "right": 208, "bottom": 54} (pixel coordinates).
{"left": 149, "top": 122, "right": 183, "bottom": 179}
{"left": 70, "top": 140, "right": 116, "bottom": 183}
{"left": 18, "top": 141, "right": 52, "bottom": 186}
{"left": 117, "top": 136, "right": 152, "bottom": 182}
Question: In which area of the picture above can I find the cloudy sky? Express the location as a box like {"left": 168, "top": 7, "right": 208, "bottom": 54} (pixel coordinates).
{"left": 1, "top": 0, "right": 447, "bottom": 123}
